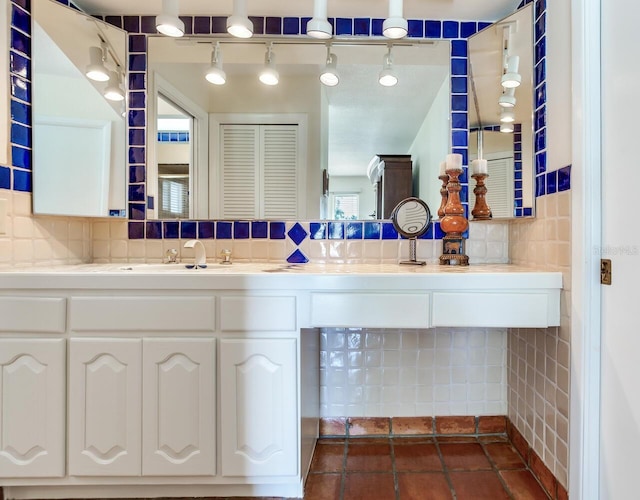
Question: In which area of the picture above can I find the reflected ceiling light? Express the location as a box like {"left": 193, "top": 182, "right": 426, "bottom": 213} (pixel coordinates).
{"left": 227, "top": 0, "right": 253, "bottom": 38}
{"left": 378, "top": 46, "right": 398, "bottom": 87}
{"left": 383, "top": 0, "right": 408, "bottom": 39}
{"left": 500, "top": 122, "right": 514, "bottom": 133}
{"left": 156, "top": 0, "right": 185, "bottom": 37}
{"left": 85, "top": 44, "right": 110, "bottom": 82}
{"left": 307, "top": 0, "right": 332, "bottom": 39}
{"left": 259, "top": 44, "right": 279, "bottom": 86}
{"left": 501, "top": 55, "right": 521, "bottom": 88}
{"left": 104, "top": 71, "right": 125, "bottom": 101}
{"left": 205, "top": 42, "right": 227, "bottom": 85}
{"left": 500, "top": 109, "right": 515, "bottom": 123}
{"left": 319, "top": 47, "right": 339, "bottom": 87}
{"left": 498, "top": 87, "right": 516, "bottom": 108}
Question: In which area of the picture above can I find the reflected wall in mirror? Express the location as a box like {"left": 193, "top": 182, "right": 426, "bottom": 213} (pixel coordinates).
{"left": 468, "top": 4, "right": 534, "bottom": 218}
{"left": 32, "top": 0, "right": 127, "bottom": 217}
{"left": 147, "top": 37, "right": 450, "bottom": 220}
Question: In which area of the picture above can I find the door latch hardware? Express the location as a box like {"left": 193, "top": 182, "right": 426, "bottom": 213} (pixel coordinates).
{"left": 601, "top": 259, "right": 612, "bottom": 285}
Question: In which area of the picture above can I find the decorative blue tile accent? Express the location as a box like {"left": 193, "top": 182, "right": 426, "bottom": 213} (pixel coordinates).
{"left": 146, "top": 221, "right": 162, "bottom": 239}
{"left": 163, "top": 221, "right": 179, "bottom": 239}
{"left": 536, "top": 0, "right": 547, "bottom": 19}
{"left": 216, "top": 221, "right": 232, "bottom": 239}
{"left": 211, "top": 16, "right": 226, "bottom": 33}
{"left": 558, "top": 165, "right": 572, "bottom": 192}
{"left": 407, "top": 19, "right": 423, "bottom": 37}
{"left": 249, "top": 16, "right": 264, "bottom": 34}
{"left": 524, "top": 207, "right": 533, "bottom": 217}
{"left": 129, "top": 184, "right": 145, "bottom": 202}
{"left": 546, "top": 170, "right": 557, "bottom": 195}
{"left": 265, "top": 16, "right": 282, "bottom": 34}
{"left": 193, "top": 16, "right": 211, "bottom": 34}
{"left": 283, "top": 17, "right": 299, "bottom": 35}
{"left": 10, "top": 52, "right": 29, "bottom": 78}
{"left": 535, "top": 36, "right": 545, "bottom": 64}
{"left": 251, "top": 221, "right": 268, "bottom": 238}
{"left": 11, "top": 28, "right": 30, "bottom": 55}
{"left": 129, "top": 91, "right": 145, "bottom": 109}
{"left": 451, "top": 77, "right": 467, "bottom": 94}
{"left": 535, "top": 59, "right": 546, "bottom": 86}
{"left": 287, "top": 249, "right": 309, "bottom": 264}
{"left": 128, "top": 203, "right": 145, "bottom": 220}
{"left": 371, "top": 18, "right": 383, "bottom": 36}
{"left": 434, "top": 221, "right": 445, "bottom": 239}
{"left": 478, "top": 22, "right": 493, "bottom": 31}
{"left": 354, "top": 17, "right": 370, "bottom": 36}
{"left": 129, "top": 53, "right": 146, "bottom": 71}
{"left": 364, "top": 221, "right": 381, "bottom": 239}
{"left": 10, "top": 123, "right": 30, "bottom": 147}
{"left": 11, "top": 75, "right": 30, "bottom": 102}
{"left": 147, "top": 195, "right": 154, "bottom": 209}
{"left": 0, "top": 166, "right": 11, "bottom": 189}
{"left": 346, "top": 222, "right": 363, "bottom": 239}
{"left": 460, "top": 21, "right": 477, "bottom": 38}
{"left": 310, "top": 222, "right": 327, "bottom": 240}
{"left": 128, "top": 165, "right": 145, "bottom": 184}
{"left": 535, "top": 82, "right": 546, "bottom": 109}
{"left": 452, "top": 130, "right": 468, "bottom": 147}
{"left": 234, "top": 221, "right": 250, "bottom": 239}
{"left": 179, "top": 221, "right": 196, "bottom": 239}
{"left": 451, "top": 40, "right": 467, "bottom": 57}
{"left": 451, "top": 95, "right": 467, "bottom": 111}
{"left": 124, "top": 17, "right": 141, "bottom": 34}
{"left": 129, "top": 129, "right": 145, "bottom": 146}
{"left": 425, "top": 20, "right": 441, "bottom": 38}
{"left": 535, "top": 175, "right": 545, "bottom": 197}
{"left": 178, "top": 16, "right": 193, "bottom": 35}
{"left": 140, "top": 16, "right": 156, "bottom": 33}
{"left": 335, "top": 18, "right": 352, "bottom": 35}
{"left": 536, "top": 151, "right": 547, "bottom": 174}
{"left": 10, "top": 100, "right": 29, "bottom": 125}
{"left": 128, "top": 109, "right": 145, "bottom": 127}
{"left": 12, "top": 5, "right": 30, "bottom": 33}
{"left": 128, "top": 221, "right": 145, "bottom": 239}
{"left": 269, "top": 221, "right": 286, "bottom": 239}
{"left": 535, "top": 106, "right": 546, "bottom": 130}
{"left": 443, "top": 21, "right": 459, "bottom": 38}
{"left": 198, "top": 221, "right": 215, "bottom": 239}
{"left": 535, "top": 13, "right": 545, "bottom": 42}
{"left": 451, "top": 112, "right": 468, "bottom": 129}
{"left": 129, "top": 147, "right": 145, "bottom": 164}
{"left": 11, "top": 146, "right": 30, "bottom": 170}
{"left": 128, "top": 73, "right": 145, "bottom": 91}
{"left": 535, "top": 128, "right": 546, "bottom": 151}
{"left": 450, "top": 58, "right": 467, "bottom": 76}
{"left": 382, "top": 222, "right": 398, "bottom": 240}
{"left": 288, "top": 222, "right": 308, "bottom": 245}
{"left": 328, "top": 222, "right": 344, "bottom": 240}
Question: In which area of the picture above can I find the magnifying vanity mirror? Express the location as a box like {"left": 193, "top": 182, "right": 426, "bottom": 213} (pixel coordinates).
{"left": 467, "top": 4, "right": 534, "bottom": 218}
{"left": 391, "top": 197, "right": 432, "bottom": 265}
{"left": 32, "top": 0, "right": 127, "bottom": 217}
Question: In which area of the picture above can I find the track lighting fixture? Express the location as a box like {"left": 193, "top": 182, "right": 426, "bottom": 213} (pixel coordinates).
{"left": 500, "top": 109, "right": 515, "bottom": 123}
{"left": 383, "top": 0, "right": 408, "bottom": 39}
{"left": 500, "top": 122, "right": 514, "bottom": 133}
{"left": 104, "top": 71, "right": 125, "bottom": 101}
{"left": 205, "top": 42, "right": 226, "bottom": 85}
{"left": 259, "top": 44, "right": 279, "bottom": 86}
{"left": 499, "top": 87, "right": 516, "bottom": 108}
{"left": 319, "top": 47, "right": 339, "bottom": 87}
{"left": 85, "top": 44, "right": 110, "bottom": 82}
{"left": 501, "top": 55, "right": 521, "bottom": 88}
{"left": 378, "top": 46, "right": 398, "bottom": 87}
{"left": 156, "top": 0, "right": 185, "bottom": 38}
{"left": 307, "top": 0, "right": 332, "bottom": 39}
{"left": 227, "top": 0, "right": 253, "bottom": 38}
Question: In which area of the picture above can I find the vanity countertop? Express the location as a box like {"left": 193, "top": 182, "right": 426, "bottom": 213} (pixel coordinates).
{"left": 0, "top": 262, "right": 563, "bottom": 291}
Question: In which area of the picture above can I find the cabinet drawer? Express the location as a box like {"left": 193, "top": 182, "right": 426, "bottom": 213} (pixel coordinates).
{"left": 70, "top": 296, "right": 215, "bottom": 332}
{"left": 219, "top": 296, "right": 296, "bottom": 331}
{"left": 310, "top": 293, "right": 429, "bottom": 328}
{"left": 0, "top": 297, "right": 66, "bottom": 332}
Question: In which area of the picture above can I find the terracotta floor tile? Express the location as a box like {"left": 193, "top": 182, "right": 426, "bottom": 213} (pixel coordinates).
{"left": 349, "top": 417, "right": 390, "bottom": 436}
{"left": 435, "top": 415, "right": 476, "bottom": 434}
{"left": 449, "top": 471, "right": 511, "bottom": 500}
{"left": 478, "top": 434, "right": 509, "bottom": 444}
{"left": 392, "top": 416, "right": 434, "bottom": 435}
{"left": 500, "top": 469, "right": 551, "bottom": 500}
{"left": 343, "top": 472, "right": 395, "bottom": 500}
{"left": 394, "top": 443, "right": 443, "bottom": 472}
{"left": 320, "top": 417, "right": 349, "bottom": 436}
{"left": 346, "top": 442, "right": 393, "bottom": 472}
{"left": 309, "top": 442, "right": 345, "bottom": 473}
{"left": 436, "top": 436, "right": 479, "bottom": 444}
{"left": 478, "top": 415, "right": 507, "bottom": 434}
{"left": 304, "top": 472, "right": 342, "bottom": 500}
{"left": 439, "top": 443, "right": 493, "bottom": 471}
{"left": 397, "top": 472, "right": 453, "bottom": 500}
{"left": 484, "top": 442, "right": 527, "bottom": 469}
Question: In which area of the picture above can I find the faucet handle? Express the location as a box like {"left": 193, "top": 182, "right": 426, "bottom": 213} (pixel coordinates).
{"left": 220, "top": 248, "right": 232, "bottom": 265}
{"left": 164, "top": 248, "right": 178, "bottom": 263}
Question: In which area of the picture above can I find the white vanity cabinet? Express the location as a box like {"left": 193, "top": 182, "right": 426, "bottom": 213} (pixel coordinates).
{"left": 0, "top": 339, "right": 66, "bottom": 478}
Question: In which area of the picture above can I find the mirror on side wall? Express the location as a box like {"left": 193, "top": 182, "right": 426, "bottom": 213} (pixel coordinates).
{"left": 32, "top": 0, "right": 127, "bottom": 217}
{"left": 468, "top": 4, "right": 534, "bottom": 218}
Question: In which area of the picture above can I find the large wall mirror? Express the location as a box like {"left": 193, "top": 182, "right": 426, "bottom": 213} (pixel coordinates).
{"left": 147, "top": 37, "right": 450, "bottom": 220}
{"left": 467, "top": 4, "right": 534, "bottom": 218}
{"left": 32, "top": 0, "right": 127, "bottom": 217}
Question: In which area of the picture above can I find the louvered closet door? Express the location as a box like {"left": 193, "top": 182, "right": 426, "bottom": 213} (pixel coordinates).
{"left": 261, "top": 125, "right": 298, "bottom": 219}
{"left": 485, "top": 157, "right": 514, "bottom": 218}
{"left": 220, "top": 125, "right": 260, "bottom": 219}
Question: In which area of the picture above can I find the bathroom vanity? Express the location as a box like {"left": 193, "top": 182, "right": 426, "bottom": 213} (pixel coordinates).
{"left": 0, "top": 263, "right": 561, "bottom": 499}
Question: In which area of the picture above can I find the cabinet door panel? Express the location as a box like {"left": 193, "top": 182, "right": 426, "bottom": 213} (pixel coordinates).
{"left": 0, "top": 339, "right": 65, "bottom": 477}
{"left": 220, "top": 338, "right": 297, "bottom": 477}
{"left": 142, "top": 338, "right": 215, "bottom": 476}
{"left": 68, "top": 338, "right": 142, "bottom": 476}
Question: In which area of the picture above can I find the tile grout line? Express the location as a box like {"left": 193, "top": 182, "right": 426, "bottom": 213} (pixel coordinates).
{"left": 339, "top": 439, "right": 348, "bottom": 500}
{"left": 433, "top": 437, "right": 459, "bottom": 500}
{"left": 478, "top": 440, "right": 518, "bottom": 500}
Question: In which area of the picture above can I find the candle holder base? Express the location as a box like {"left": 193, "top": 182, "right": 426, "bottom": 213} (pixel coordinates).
{"left": 439, "top": 235, "right": 469, "bottom": 266}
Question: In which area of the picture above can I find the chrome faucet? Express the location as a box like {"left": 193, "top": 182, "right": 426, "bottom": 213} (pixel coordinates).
{"left": 183, "top": 239, "right": 207, "bottom": 269}
{"left": 164, "top": 248, "right": 178, "bottom": 264}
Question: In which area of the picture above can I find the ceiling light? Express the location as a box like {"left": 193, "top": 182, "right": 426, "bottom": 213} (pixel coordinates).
{"left": 307, "top": 0, "right": 332, "bottom": 39}
{"left": 259, "top": 44, "right": 279, "bottom": 86}
{"left": 499, "top": 87, "right": 516, "bottom": 108}
{"left": 205, "top": 42, "right": 226, "bottom": 85}
{"left": 227, "top": 0, "right": 253, "bottom": 38}
{"left": 320, "top": 48, "right": 339, "bottom": 87}
{"left": 500, "top": 109, "right": 515, "bottom": 123}
{"left": 383, "top": 0, "right": 408, "bottom": 39}
{"left": 501, "top": 55, "right": 521, "bottom": 88}
{"left": 500, "top": 122, "right": 514, "bottom": 133}
{"left": 104, "top": 71, "right": 125, "bottom": 101}
{"left": 156, "top": 0, "right": 185, "bottom": 37}
{"left": 378, "top": 46, "right": 398, "bottom": 87}
{"left": 85, "top": 44, "right": 109, "bottom": 82}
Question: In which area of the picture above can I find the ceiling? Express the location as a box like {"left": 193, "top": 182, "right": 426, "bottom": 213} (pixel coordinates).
{"left": 70, "top": 0, "right": 522, "bottom": 177}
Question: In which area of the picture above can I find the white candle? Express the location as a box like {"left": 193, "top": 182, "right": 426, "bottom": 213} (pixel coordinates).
{"left": 439, "top": 161, "right": 447, "bottom": 176}
{"left": 472, "top": 159, "right": 488, "bottom": 175}
{"left": 445, "top": 153, "right": 463, "bottom": 171}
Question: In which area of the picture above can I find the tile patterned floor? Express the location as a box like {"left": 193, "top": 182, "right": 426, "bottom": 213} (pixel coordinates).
{"left": 305, "top": 435, "right": 551, "bottom": 500}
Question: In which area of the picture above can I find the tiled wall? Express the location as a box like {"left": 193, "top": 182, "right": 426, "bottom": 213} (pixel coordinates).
{"left": 508, "top": 189, "right": 572, "bottom": 488}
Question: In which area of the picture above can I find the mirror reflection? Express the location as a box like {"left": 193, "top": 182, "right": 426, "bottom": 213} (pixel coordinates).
{"left": 147, "top": 37, "right": 450, "bottom": 220}
{"left": 468, "top": 4, "right": 534, "bottom": 218}
{"left": 32, "top": 0, "right": 127, "bottom": 217}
